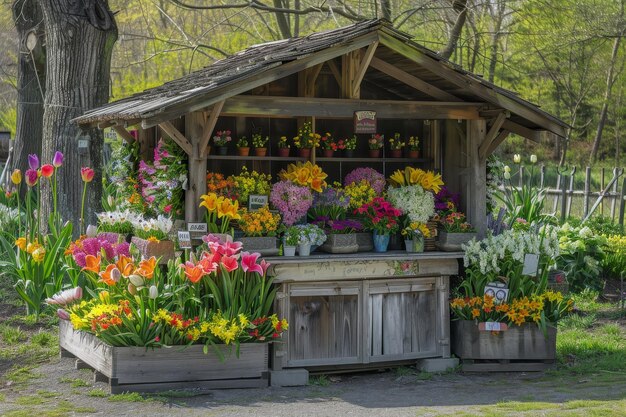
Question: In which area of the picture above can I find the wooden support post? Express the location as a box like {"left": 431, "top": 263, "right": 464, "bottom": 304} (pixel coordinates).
{"left": 566, "top": 167, "right": 576, "bottom": 218}
{"left": 352, "top": 42, "right": 378, "bottom": 98}
{"left": 619, "top": 176, "right": 626, "bottom": 228}
{"left": 583, "top": 166, "right": 591, "bottom": 218}
{"left": 342, "top": 49, "right": 361, "bottom": 99}
{"left": 553, "top": 173, "right": 562, "bottom": 214}
{"left": 560, "top": 172, "right": 568, "bottom": 224}
{"left": 601, "top": 168, "right": 606, "bottom": 216}
{"left": 184, "top": 112, "right": 208, "bottom": 223}
{"left": 467, "top": 120, "right": 488, "bottom": 238}
{"left": 478, "top": 112, "right": 508, "bottom": 159}
{"left": 611, "top": 168, "right": 621, "bottom": 219}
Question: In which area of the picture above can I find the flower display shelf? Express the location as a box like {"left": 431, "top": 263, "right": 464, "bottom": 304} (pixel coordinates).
{"left": 238, "top": 236, "right": 279, "bottom": 256}
{"left": 424, "top": 220, "right": 438, "bottom": 251}
{"left": 451, "top": 320, "right": 557, "bottom": 372}
{"left": 436, "top": 231, "right": 477, "bottom": 252}
{"left": 320, "top": 233, "right": 359, "bottom": 254}
{"left": 59, "top": 320, "right": 269, "bottom": 393}
{"left": 131, "top": 237, "right": 175, "bottom": 264}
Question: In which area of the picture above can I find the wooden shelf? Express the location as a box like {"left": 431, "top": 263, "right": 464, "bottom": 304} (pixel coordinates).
{"left": 207, "top": 155, "right": 307, "bottom": 161}
{"left": 207, "top": 155, "right": 430, "bottom": 163}
{"left": 316, "top": 157, "right": 430, "bottom": 163}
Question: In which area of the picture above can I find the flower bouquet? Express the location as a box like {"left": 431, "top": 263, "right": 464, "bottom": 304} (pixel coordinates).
{"left": 355, "top": 197, "right": 402, "bottom": 252}
{"left": 344, "top": 167, "right": 386, "bottom": 196}
{"left": 279, "top": 161, "right": 327, "bottom": 193}
{"left": 269, "top": 180, "right": 313, "bottom": 226}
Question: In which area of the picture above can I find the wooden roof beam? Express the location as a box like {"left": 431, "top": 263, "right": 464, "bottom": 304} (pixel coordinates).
{"left": 200, "top": 101, "right": 225, "bottom": 157}
{"left": 501, "top": 119, "right": 541, "bottom": 142}
{"left": 485, "top": 130, "right": 510, "bottom": 156}
{"left": 327, "top": 59, "right": 341, "bottom": 86}
{"left": 113, "top": 126, "right": 136, "bottom": 143}
{"left": 479, "top": 112, "right": 509, "bottom": 159}
{"left": 158, "top": 121, "right": 192, "bottom": 155}
{"left": 369, "top": 56, "right": 461, "bottom": 102}
{"left": 352, "top": 42, "right": 378, "bottom": 98}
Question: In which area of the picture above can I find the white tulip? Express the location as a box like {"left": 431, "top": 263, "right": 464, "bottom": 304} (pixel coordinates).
{"left": 504, "top": 165, "right": 511, "bottom": 173}
{"left": 513, "top": 154, "right": 521, "bottom": 164}
{"left": 530, "top": 154, "right": 537, "bottom": 164}
{"left": 504, "top": 172, "right": 511, "bottom": 180}
{"left": 86, "top": 224, "right": 98, "bottom": 238}
{"left": 149, "top": 285, "right": 158, "bottom": 299}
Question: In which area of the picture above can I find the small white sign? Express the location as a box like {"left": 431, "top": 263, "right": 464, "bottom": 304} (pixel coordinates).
{"left": 248, "top": 194, "right": 269, "bottom": 211}
{"left": 187, "top": 223, "right": 208, "bottom": 233}
{"left": 484, "top": 281, "right": 509, "bottom": 304}
{"left": 178, "top": 231, "right": 192, "bottom": 249}
{"left": 522, "top": 253, "right": 539, "bottom": 276}
{"left": 485, "top": 322, "right": 501, "bottom": 331}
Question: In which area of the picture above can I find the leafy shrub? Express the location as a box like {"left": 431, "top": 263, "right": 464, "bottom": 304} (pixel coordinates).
{"left": 556, "top": 224, "right": 606, "bottom": 292}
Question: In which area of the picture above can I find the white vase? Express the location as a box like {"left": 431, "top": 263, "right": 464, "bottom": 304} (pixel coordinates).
{"left": 298, "top": 243, "right": 312, "bottom": 256}
{"left": 283, "top": 245, "right": 296, "bottom": 257}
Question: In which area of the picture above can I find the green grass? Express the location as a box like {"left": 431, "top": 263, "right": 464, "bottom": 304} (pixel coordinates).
{"left": 87, "top": 389, "right": 109, "bottom": 398}
{"left": 58, "top": 377, "right": 90, "bottom": 387}
{"left": 0, "top": 324, "right": 27, "bottom": 344}
{"left": 108, "top": 392, "right": 147, "bottom": 402}
{"left": 308, "top": 375, "right": 330, "bottom": 386}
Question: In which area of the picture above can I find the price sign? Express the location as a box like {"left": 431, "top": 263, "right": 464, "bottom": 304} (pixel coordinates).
{"left": 177, "top": 231, "right": 192, "bottom": 249}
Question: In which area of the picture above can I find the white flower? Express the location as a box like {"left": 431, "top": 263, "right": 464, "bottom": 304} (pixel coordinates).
{"left": 513, "top": 154, "right": 521, "bottom": 163}
{"left": 388, "top": 185, "right": 434, "bottom": 224}
{"left": 149, "top": 285, "right": 158, "bottom": 299}
{"left": 504, "top": 172, "right": 511, "bottom": 180}
{"left": 530, "top": 154, "right": 537, "bottom": 164}
{"left": 579, "top": 226, "right": 593, "bottom": 239}
{"left": 504, "top": 165, "right": 511, "bottom": 173}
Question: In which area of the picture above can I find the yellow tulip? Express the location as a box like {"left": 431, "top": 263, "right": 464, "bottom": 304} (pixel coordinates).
{"left": 11, "top": 169, "right": 22, "bottom": 185}
{"left": 15, "top": 237, "right": 26, "bottom": 250}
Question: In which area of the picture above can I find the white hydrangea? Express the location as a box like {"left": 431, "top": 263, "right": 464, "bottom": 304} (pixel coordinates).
{"left": 387, "top": 185, "right": 435, "bottom": 224}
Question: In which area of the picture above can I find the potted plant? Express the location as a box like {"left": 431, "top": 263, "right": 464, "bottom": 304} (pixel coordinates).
{"left": 199, "top": 192, "right": 241, "bottom": 240}
{"left": 97, "top": 209, "right": 140, "bottom": 242}
{"left": 277, "top": 136, "right": 290, "bottom": 157}
{"left": 388, "top": 133, "right": 405, "bottom": 158}
{"left": 236, "top": 136, "right": 250, "bottom": 156}
{"left": 229, "top": 167, "right": 272, "bottom": 206}
{"left": 437, "top": 211, "right": 476, "bottom": 251}
{"left": 269, "top": 180, "right": 313, "bottom": 226}
{"left": 293, "top": 121, "right": 320, "bottom": 158}
{"left": 355, "top": 197, "right": 402, "bottom": 252}
{"left": 401, "top": 222, "right": 430, "bottom": 253}
{"left": 212, "top": 130, "right": 232, "bottom": 155}
{"left": 407, "top": 136, "right": 419, "bottom": 158}
{"left": 130, "top": 215, "right": 175, "bottom": 264}
{"left": 283, "top": 226, "right": 300, "bottom": 256}
{"left": 237, "top": 206, "right": 281, "bottom": 255}
{"left": 339, "top": 135, "right": 357, "bottom": 158}
{"left": 318, "top": 219, "right": 362, "bottom": 254}
{"left": 343, "top": 168, "right": 385, "bottom": 252}
{"left": 291, "top": 223, "right": 327, "bottom": 256}
{"left": 252, "top": 133, "right": 269, "bottom": 156}
{"left": 368, "top": 133, "right": 384, "bottom": 158}
{"left": 319, "top": 132, "right": 336, "bottom": 158}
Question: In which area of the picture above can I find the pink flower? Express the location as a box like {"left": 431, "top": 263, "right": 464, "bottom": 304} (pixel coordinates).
{"left": 41, "top": 164, "right": 54, "bottom": 178}
{"left": 220, "top": 255, "right": 238, "bottom": 272}
{"left": 52, "top": 151, "right": 64, "bottom": 168}
{"left": 25, "top": 169, "right": 38, "bottom": 187}
{"left": 241, "top": 252, "right": 263, "bottom": 274}
{"left": 259, "top": 259, "right": 270, "bottom": 276}
{"left": 81, "top": 167, "right": 95, "bottom": 182}
{"left": 164, "top": 205, "right": 172, "bottom": 214}
{"left": 57, "top": 309, "right": 70, "bottom": 320}
{"left": 46, "top": 287, "right": 82, "bottom": 306}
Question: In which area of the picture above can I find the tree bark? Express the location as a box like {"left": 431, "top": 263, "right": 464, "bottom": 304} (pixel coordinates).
{"left": 38, "top": 0, "right": 117, "bottom": 232}
{"left": 439, "top": 0, "right": 468, "bottom": 61}
{"left": 12, "top": 0, "right": 45, "bottom": 189}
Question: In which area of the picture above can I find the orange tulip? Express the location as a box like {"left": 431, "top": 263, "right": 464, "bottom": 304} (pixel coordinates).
{"left": 136, "top": 257, "right": 157, "bottom": 279}
{"left": 83, "top": 254, "right": 102, "bottom": 273}
{"left": 99, "top": 264, "right": 120, "bottom": 286}
{"left": 115, "top": 254, "right": 135, "bottom": 277}
{"left": 183, "top": 264, "right": 204, "bottom": 284}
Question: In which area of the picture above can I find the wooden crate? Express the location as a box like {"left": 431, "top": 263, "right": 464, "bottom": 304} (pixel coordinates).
{"left": 451, "top": 320, "right": 557, "bottom": 372}
{"left": 59, "top": 320, "right": 268, "bottom": 393}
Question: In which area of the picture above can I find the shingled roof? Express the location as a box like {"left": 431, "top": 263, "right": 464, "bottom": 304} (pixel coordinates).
{"left": 74, "top": 19, "right": 567, "bottom": 137}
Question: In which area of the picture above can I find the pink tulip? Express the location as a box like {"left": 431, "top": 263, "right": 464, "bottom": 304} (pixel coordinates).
{"left": 241, "top": 252, "right": 263, "bottom": 274}
{"left": 57, "top": 309, "right": 70, "bottom": 320}
{"left": 81, "top": 167, "right": 95, "bottom": 182}
{"left": 220, "top": 255, "right": 238, "bottom": 272}
{"left": 25, "top": 169, "right": 38, "bottom": 187}
{"left": 259, "top": 259, "right": 270, "bottom": 276}
{"left": 28, "top": 154, "right": 39, "bottom": 170}
{"left": 46, "top": 287, "right": 82, "bottom": 306}
{"left": 52, "top": 151, "right": 64, "bottom": 168}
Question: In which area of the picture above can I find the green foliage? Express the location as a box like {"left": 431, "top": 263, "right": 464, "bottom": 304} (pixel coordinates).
{"left": 556, "top": 224, "right": 607, "bottom": 291}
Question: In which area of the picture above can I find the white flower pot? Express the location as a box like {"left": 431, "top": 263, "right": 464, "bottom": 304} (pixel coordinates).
{"left": 298, "top": 243, "right": 312, "bottom": 256}
{"left": 283, "top": 245, "right": 297, "bottom": 257}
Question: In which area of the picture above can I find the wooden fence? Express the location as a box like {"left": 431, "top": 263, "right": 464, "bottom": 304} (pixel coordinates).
{"left": 513, "top": 165, "right": 626, "bottom": 225}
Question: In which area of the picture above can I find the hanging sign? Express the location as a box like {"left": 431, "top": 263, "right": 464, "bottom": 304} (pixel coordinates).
{"left": 177, "top": 231, "right": 192, "bottom": 249}
{"left": 354, "top": 111, "right": 377, "bottom": 134}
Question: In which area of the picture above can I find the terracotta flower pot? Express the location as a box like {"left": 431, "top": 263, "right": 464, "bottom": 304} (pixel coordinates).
{"left": 277, "top": 148, "right": 290, "bottom": 157}
{"left": 407, "top": 150, "right": 419, "bottom": 159}
{"left": 389, "top": 149, "right": 402, "bottom": 158}
{"left": 237, "top": 147, "right": 250, "bottom": 156}
{"left": 298, "top": 148, "right": 311, "bottom": 158}
{"left": 369, "top": 149, "right": 381, "bottom": 158}
{"left": 322, "top": 149, "right": 334, "bottom": 158}
{"left": 254, "top": 147, "right": 267, "bottom": 157}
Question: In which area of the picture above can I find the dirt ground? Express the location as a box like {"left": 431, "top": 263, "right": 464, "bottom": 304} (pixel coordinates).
{"left": 1, "top": 355, "right": 625, "bottom": 417}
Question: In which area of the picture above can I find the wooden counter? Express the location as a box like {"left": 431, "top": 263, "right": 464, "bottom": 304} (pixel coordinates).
{"left": 266, "top": 251, "right": 462, "bottom": 371}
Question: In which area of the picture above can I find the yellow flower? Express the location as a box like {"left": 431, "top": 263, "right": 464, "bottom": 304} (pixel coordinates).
{"left": 31, "top": 247, "right": 46, "bottom": 263}
{"left": 11, "top": 169, "right": 21, "bottom": 185}
{"left": 199, "top": 193, "right": 219, "bottom": 212}
{"left": 15, "top": 237, "right": 26, "bottom": 251}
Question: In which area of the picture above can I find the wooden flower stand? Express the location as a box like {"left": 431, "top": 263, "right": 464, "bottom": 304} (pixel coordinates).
{"left": 59, "top": 320, "right": 269, "bottom": 393}
{"left": 451, "top": 320, "right": 557, "bottom": 372}
{"left": 131, "top": 237, "right": 175, "bottom": 264}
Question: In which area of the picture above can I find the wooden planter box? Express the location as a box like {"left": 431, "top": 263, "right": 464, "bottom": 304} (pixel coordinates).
{"left": 131, "top": 237, "right": 175, "bottom": 264}
{"left": 436, "top": 231, "right": 476, "bottom": 251}
{"left": 320, "top": 233, "right": 358, "bottom": 254}
{"left": 59, "top": 320, "right": 268, "bottom": 393}
{"left": 451, "top": 320, "right": 556, "bottom": 372}
{"left": 238, "top": 236, "right": 279, "bottom": 256}
{"left": 355, "top": 232, "right": 373, "bottom": 252}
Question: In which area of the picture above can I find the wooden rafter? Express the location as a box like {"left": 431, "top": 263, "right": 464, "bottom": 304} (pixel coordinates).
{"left": 478, "top": 112, "right": 509, "bottom": 159}
{"left": 501, "top": 119, "right": 541, "bottom": 142}
{"left": 200, "top": 100, "right": 225, "bottom": 157}
{"left": 327, "top": 59, "right": 341, "bottom": 86}
{"left": 369, "top": 56, "right": 461, "bottom": 102}
{"left": 485, "top": 130, "right": 510, "bottom": 156}
{"left": 113, "top": 126, "right": 136, "bottom": 143}
{"left": 352, "top": 41, "right": 378, "bottom": 98}
{"left": 158, "top": 121, "right": 192, "bottom": 155}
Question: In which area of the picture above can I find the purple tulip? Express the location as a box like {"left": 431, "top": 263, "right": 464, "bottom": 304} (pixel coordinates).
{"left": 52, "top": 151, "right": 64, "bottom": 168}
{"left": 28, "top": 154, "right": 39, "bottom": 170}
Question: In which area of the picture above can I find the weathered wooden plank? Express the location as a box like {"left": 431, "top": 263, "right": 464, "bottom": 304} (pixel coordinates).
{"left": 382, "top": 294, "right": 403, "bottom": 355}
{"left": 158, "top": 120, "right": 192, "bottom": 155}
{"left": 110, "top": 377, "right": 268, "bottom": 394}
{"left": 461, "top": 361, "right": 555, "bottom": 372}
{"left": 112, "top": 126, "right": 136, "bottom": 143}
{"left": 200, "top": 101, "right": 224, "bottom": 157}
{"left": 478, "top": 112, "right": 508, "bottom": 159}
{"left": 501, "top": 119, "right": 541, "bottom": 142}
{"left": 484, "top": 130, "right": 510, "bottom": 157}
{"left": 370, "top": 294, "right": 383, "bottom": 356}
{"left": 59, "top": 320, "right": 113, "bottom": 377}
{"left": 417, "top": 291, "right": 437, "bottom": 354}
{"left": 221, "top": 95, "right": 482, "bottom": 119}
{"left": 402, "top": 293, "right": 413, "bottom": 354}
{"left": 370, "top": 56, "right": 461, "bottom": 102}
{"left": 352, "top": 42, "right": 378, "bottom": 98}
{"left": 327, "top": 59, "right": 341, "bottom": 86}
{"left": 411, "top": 294, "right": 420, "bottom": 353}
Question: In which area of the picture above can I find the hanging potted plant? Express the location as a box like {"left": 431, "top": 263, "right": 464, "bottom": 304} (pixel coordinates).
{"left": 277, "top": 136, "right": 290, "bottom": 157}
{"left": 236, "top": 136, "right": 250, "bottom": 156}
{"left": 368, "top": 133, "right": 384, "bottom": 158}
{"left": 388, "top": 133, "right": 405, "bottom": 158}
{"left": 252, "top": 133, "right": 269, "bottom": 156}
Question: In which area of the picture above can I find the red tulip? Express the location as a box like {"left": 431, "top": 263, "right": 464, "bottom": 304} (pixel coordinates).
{"left": 41, "top": 164, "right": 54, "bottom": 178}
{"left": 81, "top": 167, "right": 95, "bottom": 182}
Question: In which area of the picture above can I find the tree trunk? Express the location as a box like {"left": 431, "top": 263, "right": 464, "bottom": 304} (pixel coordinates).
{"left": 273, "top": 0, "right": 292, "bottom": 38}
{"left": 589, "top": 32, "right": 622, "bottom": 165}
{"left": 439, "top": 0, "right": 468, "bottom": 61}
{"left": 38, "top": 0, "right": 117, "bottom": 233}
{"left": 12, "top": 0, "right": 45, "bottom": 190}
{"left": 380, "top": 0, "right": 392, "bottom": 20}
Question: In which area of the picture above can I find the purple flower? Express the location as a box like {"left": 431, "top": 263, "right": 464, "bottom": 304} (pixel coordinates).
{"left": 270, "top": 180, "right": 313, "bottom": 226}
{"left": 344, "top": 168, "right": 386, "bottom": 195}
{"left": 28, "top": 154, "right": 39, "bottom": 170}
{"left": 115, "top": 242, "right": 130, "bottom": 258}
{"left": 52, "top": 151, "right": 64, "bottom": 168}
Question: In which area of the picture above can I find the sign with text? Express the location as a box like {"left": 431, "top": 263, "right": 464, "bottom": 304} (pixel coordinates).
{"left": 484, "top": 282, "right": 509, "bottom": 304}
{"left": 177, "top": 231, "right": 192, "bottom": 249}
{"left": 187, "top": 222, "right": 207, "bottom": 240}
{"left": 248, "top": 194, "right": 269, "bottom": 211}
{"left": 354, "top": 110, "right": 377, "bottom": 134}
